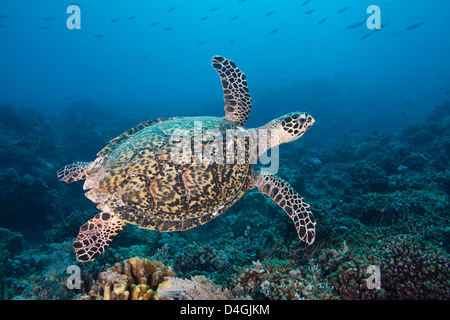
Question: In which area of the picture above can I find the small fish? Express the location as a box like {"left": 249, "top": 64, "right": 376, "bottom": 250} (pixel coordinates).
{"left": 210, "top": 8, "right": 219, "bottom": 12}
{"left": 238, "top": 0, "right": 246, "bottom": 3}
{"left": 305, "top": 9, "right": 316, "bottom": 15}
{"left": 230, "top": 39, "right": 235, "bottom": 45}
{"left": 269, "top": 28, "right": 279, "bottom": 34}
{"left": 301, "top": 0, "right": 312, "bottom": 7}
{"left": 128, "top": 16, "right": 136, "bottom": 20}
{"left": 94, "top": 34, "right": 104, "bottom": 38}
{"left": 110, "top": 18, "right": 119, "bottom": 23}
{"left": 345, "top": 20, "right": 366, "bottom": 29}
{"left": 198, "top": 40, "right": 206, "bottom": 45}
{"left": 0, "top": 14, "right": 8, "bottom": 18}
{"left": 369, "top": 22, "right": 388, "bottom": 33}
{"left": 230, "top": 15, "right": 240, "bottom": 21}
{"left": 201, "top": 16, "right": 209, "bottom": 21}
{"left": 336, "top": 225, "right": 350, "bottom": 233}
{"left": 317, "top": 17, "right": 328, "bottom": 25}
{"left": 150, "top": 22, "right": 159, "bottom": 26}
{"left": 163, "top": 27, "right": 173, "bottom": 31}
{"left": 360, "top": 33, "right": 374, "bottom": 40}
{"left": 0, "top": 24, "right": 4, "bottom": 28}
{"left": 45, "top": 17, "right": 56, "bottom": 21}
{"left": 265, "top": 11, "right": 275, "bottom": 17}
{"left": 446, "top": 90, "right": 449, "bottom": 95}
{"left": 39, "top": 26, "right": 49, "bottom": 29}
{"left": 167, "top": 7, "right": 177, "bottom": 12}
{"left": 402, "top": 98, "right": 414, "bottom": 105}
{"left": 406, "top": 22, "right": 424, "bottom": 31}
{"left": 338, "top": 7, "right": 350, "bottom": 14}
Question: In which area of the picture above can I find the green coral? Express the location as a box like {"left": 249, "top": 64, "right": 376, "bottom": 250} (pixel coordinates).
{"left": 173, "top": 244, "right": 230, "bottom": 277}
{"left": 45, "top": 209, "right": 96, "bottom": 243}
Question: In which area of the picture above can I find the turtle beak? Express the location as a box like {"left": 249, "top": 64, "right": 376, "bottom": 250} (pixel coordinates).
{"left": 306, "top": 114, "right": 315, "bottom": 130}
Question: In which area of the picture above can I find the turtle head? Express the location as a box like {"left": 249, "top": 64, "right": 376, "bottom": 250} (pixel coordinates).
{"left": 274, "top": 112, "right": 315, "bottom": 144}
{"left": 255, "top": 112, "right": 315, "bottom": 158}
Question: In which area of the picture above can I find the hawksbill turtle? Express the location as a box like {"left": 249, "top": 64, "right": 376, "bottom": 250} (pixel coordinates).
{"left": 58, "top": 56, "right": 316, "bottom": 262}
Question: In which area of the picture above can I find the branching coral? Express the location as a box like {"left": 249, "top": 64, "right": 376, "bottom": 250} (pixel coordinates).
{"left": 230, "top": 259, "right": 334, "bottom": 300}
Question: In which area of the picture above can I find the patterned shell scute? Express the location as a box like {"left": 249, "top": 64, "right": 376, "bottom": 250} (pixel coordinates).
{"left": 84, "top": 116, "right": 254, "bottom": 232}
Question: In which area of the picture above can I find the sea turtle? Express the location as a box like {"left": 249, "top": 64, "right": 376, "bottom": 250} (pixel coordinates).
{"left": 58, "top": 56, "right": 316, "bottom": 262}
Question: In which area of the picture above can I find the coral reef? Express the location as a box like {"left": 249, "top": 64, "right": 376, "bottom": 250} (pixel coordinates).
{"left": 156, "top": 276, "right": 232, "bottom": 300}
{"left": 375, "top": 236, "right": 450, "bottom": 299}
{"left": 316, "top": 246, "right": 385, "bottom": 300}
{"left": 1, "top": 100, "right": 450, "bottom": 300}
{"left": 174, "top": 244, "right": 230, "bottom": 276}
{"left": 315, "top": 236, "right": 450, "bottom": 300}
{"left": 44, "top": 209, "right": 97, "bottom": 243}
{"left": 80, "top": 257, "right": 174, "bottom": 300}
{"left": 0, "top": 228, "right": 26, "bottom": 280}
{"left": 230, "top": 259, "right": 334, "bottom": 300}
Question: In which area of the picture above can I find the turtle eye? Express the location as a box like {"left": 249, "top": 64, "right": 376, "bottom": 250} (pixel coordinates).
{"left": 298, "top": 115, "right": 307, "bottom": 125}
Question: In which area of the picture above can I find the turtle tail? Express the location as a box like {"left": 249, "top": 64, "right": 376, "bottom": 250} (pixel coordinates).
{"left": 57, "top": 161, "right": 92, "bottom": 183}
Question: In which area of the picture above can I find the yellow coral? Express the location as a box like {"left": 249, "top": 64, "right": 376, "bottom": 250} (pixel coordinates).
{"left": 130, "top": 284, "right": 153, "bottom": 300}
{"left": 80, "top": 257, "right": 229, "bottom": 300}
{"left": 79, "top": 256, "right": 174, "bottom": 300}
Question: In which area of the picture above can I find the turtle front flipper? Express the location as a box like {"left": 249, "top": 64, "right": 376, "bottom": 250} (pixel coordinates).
{"left": 251, "top": 171, "right": 316, "bottom": 244}
{"left": 74, "top": 212, "right": 127, "bottom": 262}
{"left": 212, "top": 55, "right": 252, "bottom": 126}
{"left": 57, "top": 161, "right": 93, "bottom": 183}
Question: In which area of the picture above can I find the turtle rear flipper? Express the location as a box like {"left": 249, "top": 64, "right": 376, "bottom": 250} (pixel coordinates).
{"left": 57, "top": 161, "right": 93, "bottom": 183}
{"left": 74, "top": 213, "right": 127, "bottom": 262}
{"left": 252, "top": 171, "right": 316, "bottom": 244}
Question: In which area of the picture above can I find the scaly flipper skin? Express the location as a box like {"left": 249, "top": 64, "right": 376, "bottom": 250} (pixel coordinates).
{"left": 74, "top": 212, "right": 127, "bottom": 262}
{"left": 212, "top": 56, "right": 252, "bottom": 126}
{"left": 57, "top": 161, "right": 93, "bottom": 184}
{"left": 251, "top": 171, "right": 316, "bottom": 244}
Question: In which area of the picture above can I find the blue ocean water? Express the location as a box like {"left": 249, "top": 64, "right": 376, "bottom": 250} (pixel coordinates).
{"left": 0, "top": 0, "right": 449, "bottom": 300}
